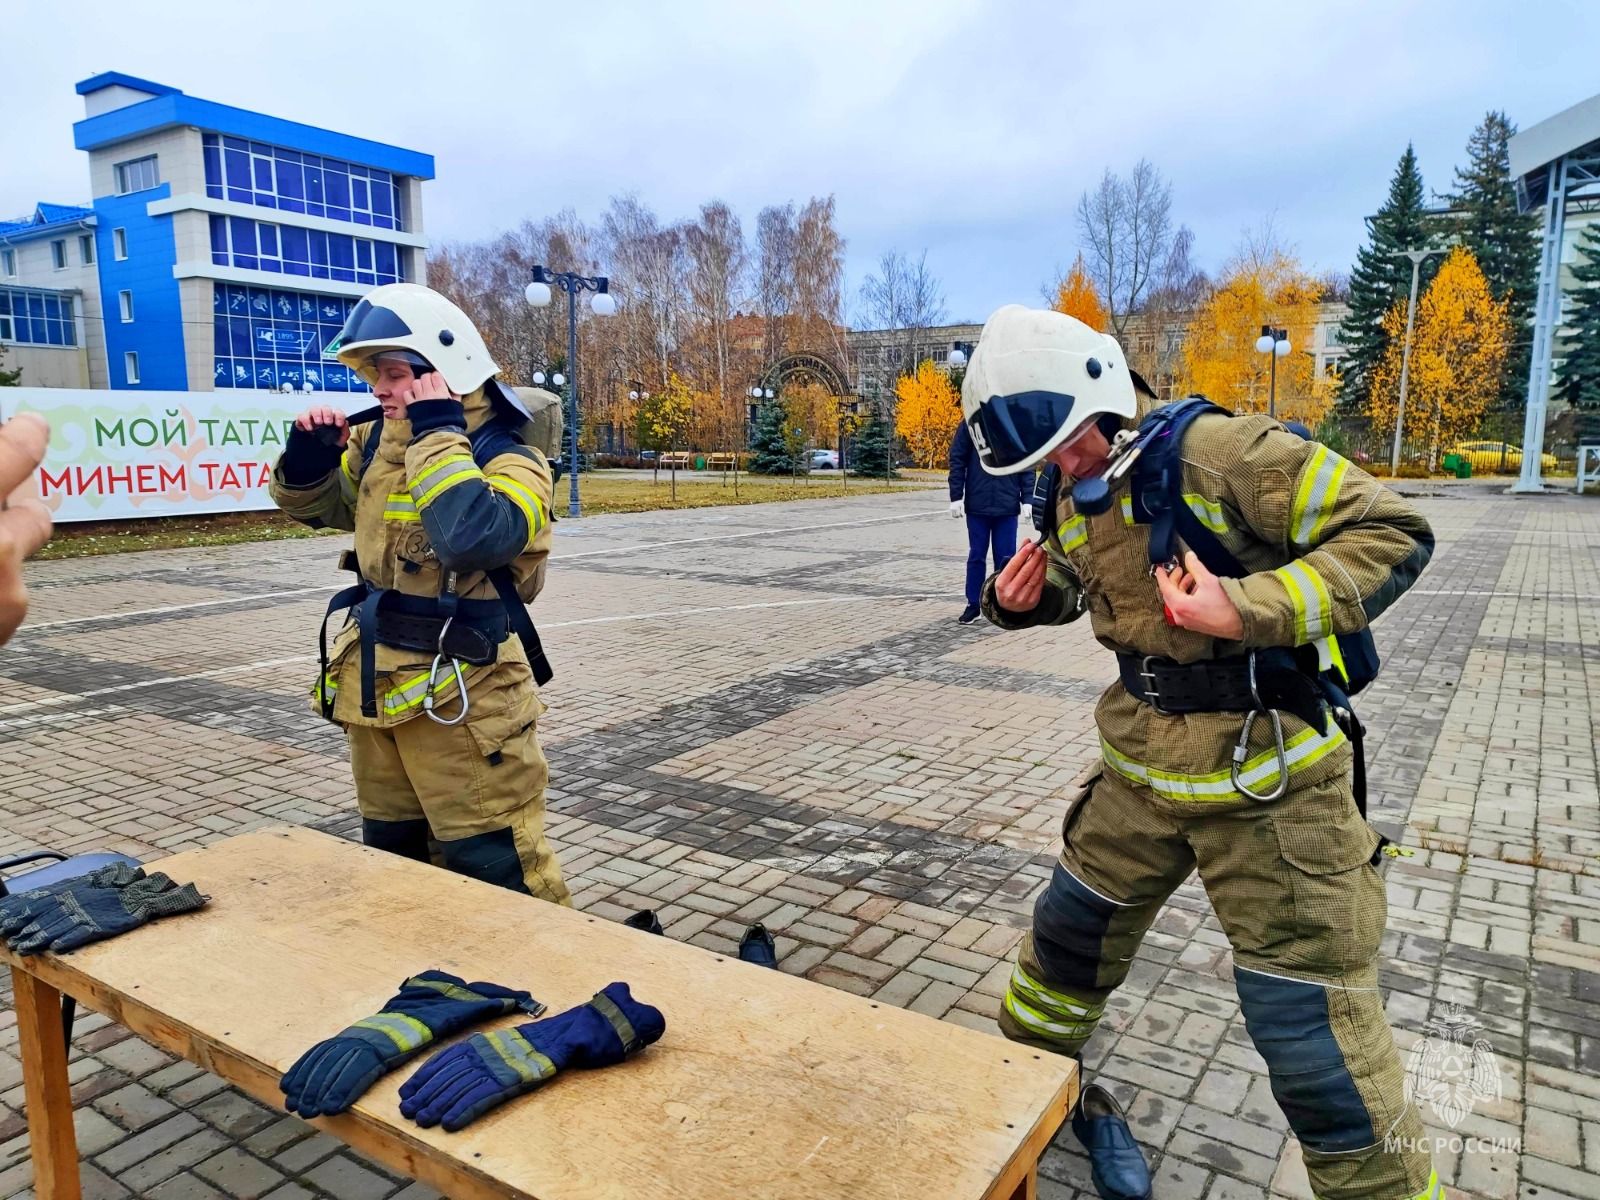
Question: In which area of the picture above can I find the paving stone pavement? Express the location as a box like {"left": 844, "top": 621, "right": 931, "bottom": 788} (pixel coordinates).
{"left": 0, "top": 481, "right": 1596, "bottom": 1199}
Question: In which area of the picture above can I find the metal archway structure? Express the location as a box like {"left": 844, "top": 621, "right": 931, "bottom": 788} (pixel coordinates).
{"left": 756, "top": 351, "right": 851, "bottom": 398}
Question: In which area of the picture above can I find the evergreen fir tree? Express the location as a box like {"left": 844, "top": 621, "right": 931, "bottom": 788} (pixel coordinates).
{"left": 1445, "top": 112, "right": 1540, "bottom": 419}
{"left": 1557, "top": 222, "right": 1600, "bottom": 443}
{"left": 850, "top": 406, "right": 896, "bottom": 478}
{"left": 749, "top": 397, "right": 797, "bottom": 475}
{"left": 1342, "top": 145, "right": 1435, "bottom": 410}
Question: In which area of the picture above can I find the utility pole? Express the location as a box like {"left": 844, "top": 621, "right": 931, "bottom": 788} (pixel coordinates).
{"left": 1389, "top": 247, "right": 1447, "bottom": 475}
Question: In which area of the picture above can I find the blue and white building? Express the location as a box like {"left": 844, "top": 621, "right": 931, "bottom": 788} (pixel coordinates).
{"left": 1, "top": 72, "right": 434, "bottom": 392}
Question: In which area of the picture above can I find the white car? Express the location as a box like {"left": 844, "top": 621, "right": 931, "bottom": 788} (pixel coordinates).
{"left": 809, "top": 449, "right": 841, "bottom": 470}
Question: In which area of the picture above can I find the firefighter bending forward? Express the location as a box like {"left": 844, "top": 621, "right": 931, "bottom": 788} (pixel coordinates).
{"left": 970, "top": 306, "right": 1440, "bottom": 1200}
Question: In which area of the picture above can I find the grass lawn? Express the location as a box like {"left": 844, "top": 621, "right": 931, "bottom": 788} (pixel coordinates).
{"left": 35, "top": 472, "right": 938, "bottom": 559}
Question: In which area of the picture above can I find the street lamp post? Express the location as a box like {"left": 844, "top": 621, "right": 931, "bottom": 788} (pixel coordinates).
{"left": 747, "top": 385, "right": 774, "bottom": 449}
{"left": 626, "top": 381, "right": 650, "bottom": 459}
{"left": 1253, "top": 326, "right": 1290, "bottom": 418}
{"left": 1388, "top": 247, "right": 1447, "bottom": 476}
{"left": 525, "top": 265, "right": 616, "bottom": 517}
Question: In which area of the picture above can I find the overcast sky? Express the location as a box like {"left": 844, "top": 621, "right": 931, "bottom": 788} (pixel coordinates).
{"left": 6, "top": 0, "right": 1596, "bottom": 323}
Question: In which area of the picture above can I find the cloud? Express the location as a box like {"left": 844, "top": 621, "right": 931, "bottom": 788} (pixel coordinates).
{"left": 4, "top": 0, "right": 1596, "bottom": 320}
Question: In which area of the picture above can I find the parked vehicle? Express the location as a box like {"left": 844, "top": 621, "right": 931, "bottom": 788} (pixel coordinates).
{"left": 809, "top": 449, "right": 841, "bottom": 470}
{"left": 1446, "top": 441, "right": 1558, "bottom": 473}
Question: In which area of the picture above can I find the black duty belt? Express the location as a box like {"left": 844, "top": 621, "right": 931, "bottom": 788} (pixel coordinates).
{"left": 1116, "top": 648, "right": 1328, "bottom": 731}
{"left": 1118, "top": 654, "right": 1255, "bottom": 714}
{"left": 320, "top": 585, "right": 511, "bottom": 720}
{"left": 370, "top": 595, "right": 507, "bottom": 666}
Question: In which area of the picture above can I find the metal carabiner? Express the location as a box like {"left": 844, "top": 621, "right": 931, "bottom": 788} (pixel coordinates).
{"left": 1231, "top": 652, "right": 1289, "bottom": 802}
{"left": 422, "top": 617, "right": 470, "bottom": 727}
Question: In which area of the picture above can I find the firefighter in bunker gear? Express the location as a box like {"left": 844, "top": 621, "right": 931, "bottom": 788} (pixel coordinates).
{"left": 971, "top": 306, "right": 1441, "bottom": 1200}
{"left": 269, "top": 283, "right": 569, "bottom": 904}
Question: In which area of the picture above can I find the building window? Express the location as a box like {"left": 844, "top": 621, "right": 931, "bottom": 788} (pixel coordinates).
{"left": 114, "top": 155, "right": 160, "bottom": 195}
{"left": 0, "top": 288, "right": 77, "bottom": 346}
{"left": 0, "top": 250, "right": 13, "bottom": 277}
{"left": 125, "top": 351, "right": 140, "bottom": 384}
{"left": 113, "top": 228, "right": 128, "bottom": 260}
{"left": 211, "top": 283, "right": 364, "bottom": 392}
{"left": 79, "top": 234, "right": 95, "bottom": 265}
{"left": 932, "top": 348, "right": 949, "bottom": 364}
{"left": 1323, "top": 323, "right": 1343, "bottom": 348}
{"left": 51, "top": 240, "right": 67, "bottom": 270}
{"left": 119, "top": 291, "right": 134, "bottom": 322}
{"left": 202, "top": 133, "right": 404, "bottom": 230}
{"left": 208, "top": 214, "right": 402, "bottom": 285}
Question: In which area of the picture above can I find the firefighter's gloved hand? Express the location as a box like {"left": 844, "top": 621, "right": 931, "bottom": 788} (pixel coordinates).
{"left": 0, "top": 862, "right": 145, "bottom": 938}
{"left": 280, "top": 972, "right": 542, "bottom": 1118}
{"left": 950, "top": 499, "right": 965, "bottom": 519}
{"left": 399, "top": 982, "right": 664, "bottom": 1131}
{"left": 9, "top": 874, "right": 206, "bottom": 955}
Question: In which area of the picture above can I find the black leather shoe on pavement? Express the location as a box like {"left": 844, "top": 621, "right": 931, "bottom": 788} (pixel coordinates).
{"left": 1070, "top": 1083, "right": 1152, "bottom": 1200}
{"left": 623, "top": 909, "right": 664, "bottom": 936}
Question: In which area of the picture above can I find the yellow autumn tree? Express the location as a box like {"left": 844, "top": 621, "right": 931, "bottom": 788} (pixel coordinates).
{"left": 1181, "top": 252, "right": 1332, "bottom": 426}
{"left": 1051, "top": 254, "right": 1109, "bottom": 331}
{"left": 784, "top": 379, "right": 843, "bottom": 448}
{"left": 1367, "top": 245, "right": 1509, "bottom": 471}
{"left": 895, "top": 359, "right": 961, "bottom": 468}
{"left": 634, "top": 371, "right": 695, "bottom": 452}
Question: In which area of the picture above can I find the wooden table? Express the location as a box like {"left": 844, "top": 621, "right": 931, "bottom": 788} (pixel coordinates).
{"left": 5, "top": 827, "right": 1076, "bottom": 1200}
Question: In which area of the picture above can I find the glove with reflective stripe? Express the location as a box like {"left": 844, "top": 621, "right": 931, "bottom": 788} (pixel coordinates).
{"left": 399, "top": 982, "right": 665, "bottom": 1131}
{"left": 9, "top": 873, "right": 207, "bottom": 955}
{"left": 280, "top": 971, "right": 543, "bottom": 1118}
{"left": 0, "top": 862, "right": 145, "bottom": 938}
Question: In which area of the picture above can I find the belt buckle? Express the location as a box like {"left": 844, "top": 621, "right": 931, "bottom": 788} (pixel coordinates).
{"left": 1139, "top": 655, "right": 1172, "bottom": 716}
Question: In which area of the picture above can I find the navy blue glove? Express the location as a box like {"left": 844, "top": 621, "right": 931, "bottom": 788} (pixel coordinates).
{"left": 399, "top": 982, "right": 665, "bottom": 1131}
{"left": 280, "top": 971, "right": 543, "bottom": 1118}
{"left": 9, "top": 874, "right": 206, "bottom": 955}
{"left": 0, "top": 862, "right": 144, "bottom": 938}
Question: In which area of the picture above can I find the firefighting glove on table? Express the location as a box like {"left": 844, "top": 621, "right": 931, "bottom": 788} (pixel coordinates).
{"left": 8, "top": 874, "right": 207, "bottom": 956}
{"left": 0, "top": 862, "right": 146, "bottom": 938}
{"left": 280, "top": 971, "right": 545, "bottom": 1118}
{"left": 399, "top": 982, "right": 665, "bottom": 1131}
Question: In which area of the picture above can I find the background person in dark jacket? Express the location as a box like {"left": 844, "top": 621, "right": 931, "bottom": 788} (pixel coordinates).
{"left": 949, "top": 421, "right": 1032, "bottom": 624}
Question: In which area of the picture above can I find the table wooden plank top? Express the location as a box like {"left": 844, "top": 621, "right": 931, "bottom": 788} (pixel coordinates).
{"left": 4, "top": 826, "right": 1076, "bottom": 1200}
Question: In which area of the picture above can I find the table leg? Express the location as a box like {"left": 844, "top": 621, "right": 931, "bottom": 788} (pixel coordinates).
{"left": 12, "top": 967, "right": 82, "bottom": 1200}
{"left": 1005, "top": 1168, "right": 1037, "bottom": 1200}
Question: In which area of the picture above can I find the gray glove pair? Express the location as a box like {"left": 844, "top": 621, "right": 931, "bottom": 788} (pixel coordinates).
{"left": 1, "top": 863, "right": 207, "bottom": 955}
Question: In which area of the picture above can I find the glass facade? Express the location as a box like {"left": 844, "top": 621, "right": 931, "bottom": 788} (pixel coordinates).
{"left": 212, "top": 283, "right": 369, "bottom": 392}
{"left": 0, "top": 288, "right": 76, "bottom": 346}
{"left": 209, "top": 215, "right": 402, "bottom": 286}
{"left": 202, "top": 134, "right": 403, "bottom": 230}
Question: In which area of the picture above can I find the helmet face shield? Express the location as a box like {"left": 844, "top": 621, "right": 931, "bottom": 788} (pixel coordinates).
{"left": 324, "top": 298, "right": 413, "bottom": 358}
{"left": 967, "top": 389, "right": 1079, "bottom": 472}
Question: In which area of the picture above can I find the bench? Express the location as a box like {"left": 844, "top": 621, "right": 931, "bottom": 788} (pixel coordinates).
{"left": 657, "top": 451, "right": 693, "bottom": 468}
{"left": 5, "top": 826, "right": 1075, "bottom": 1200}
{"left": 706, "top": 453, "right": 738, "bottom": 470}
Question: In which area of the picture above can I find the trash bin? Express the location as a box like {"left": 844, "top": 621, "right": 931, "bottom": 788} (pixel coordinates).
{"left": 1441, "top": 454, "right": 1460, "bottom": 473}
{"left": 694, "top": 455, "right": 706, "bottom": 470}
{"left": 1455, "top": 459, "right": 1472, "bottom": 479}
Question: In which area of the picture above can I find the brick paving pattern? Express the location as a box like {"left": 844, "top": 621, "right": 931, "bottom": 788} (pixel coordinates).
{"left": 0, "top": 481, "right": 1595, "bottom": 1198}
